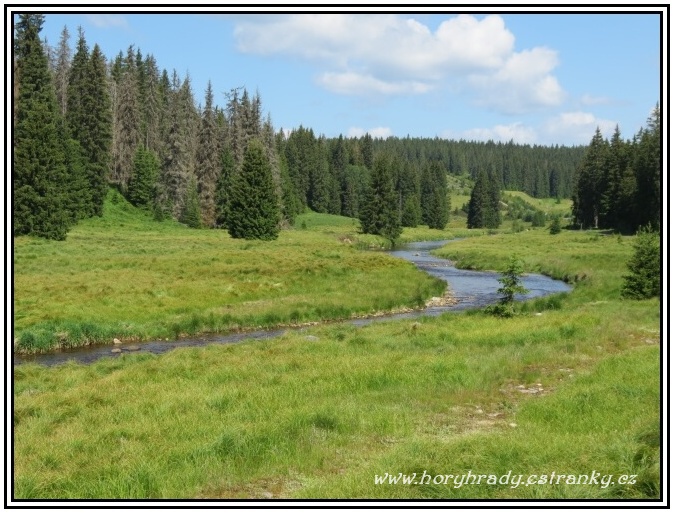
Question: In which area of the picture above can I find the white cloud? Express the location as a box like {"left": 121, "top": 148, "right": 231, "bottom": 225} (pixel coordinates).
{"left": 580, "top": 94, "right": 612, "bottom": 106}
{"left": 347, "top": 126, "right": 393, "bottom": 139}
{"left": 85, "top": 14, "right": 129, "bottom": 29}
{"left": 544, "top": 111, "right": 616, "bottom": 144}
{"left": 451, "top": 122, "right": 538, "bottom": 144}
{"left": 317, "top": 72, "right": 432, "bottom": 96}
{"left": 234, "top": 14, "right": 513, "bottom": 78}
{"left": 470, "top": 47, "right": 565, "bottom": 114}
{"left": 234, "top": 14, "right": 558, "bottom": 107}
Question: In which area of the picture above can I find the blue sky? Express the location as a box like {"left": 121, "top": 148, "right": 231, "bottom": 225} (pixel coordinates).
{"left": 36, "top": 8, "right": 663, "bottom": 146}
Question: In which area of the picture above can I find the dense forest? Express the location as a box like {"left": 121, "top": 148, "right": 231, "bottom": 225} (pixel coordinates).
{"left": 13, "top": 15, "right": 660, "bottom": 241}
{"left": 571, "top": 112, "right": 661, "bottom": 233}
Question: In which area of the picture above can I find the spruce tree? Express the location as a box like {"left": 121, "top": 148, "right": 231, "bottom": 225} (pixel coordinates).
{"left": 488, "top": 256, "right": 529, "bottom": 317}
{"left": 111, "top": 46, "right": 140, "bottom": 189}
{"left": 195, "top": 81, "right": 221, "bottom": 227}
{"left": 84, "top": 44, "right": 112, "bottom": 215}
{"left": 467, "top": 171, "right": 487, "bottom": 229}
{"left": 398, "top": 160, "right": 421, "bottom": 228}
{"left": 276, "top": 131, "right": 303, "bottom": 225}
{"left": 572, "top": 128, "right": 608, "bottom": 229}
{"left": 359, "top": 154, "right": 402, "bottom": 244}
{"left": 62, "top": 134, "right": 91, "bottom": 221}
{"left": 485, "top": 169, "right": 502, "bottom": 228}
{"left": 226, "top": 139, "right": 280, "bottom": 240}
{"left": 361, "top": 133, "right": 374, "bottom": 170}
{"left": 621, "top": 225, "right": 660, "bottom": 299}
{"left": 421, "top": 160, "right": 449, "bottom": 229}
{"left": 128, "top": 146, "right": 159, "bottom": 209}
{"left": 14, "top": 14, "right": 73, "bottom": 240}
{"left": 600, "top": 125, "right": 628, "bottom": 230}
{"left": 467, "top": 169, "right": 500, "bottom": 229}
{"left": 285, "top": 126, "right": 320, "bottom": 208}
{"left": 180, "top": 175, "right": 202, "bottom": 228}
{"left": 341, "top": 164, "right": 369, "bottom": 219}
{"left": 65, "top": 27, "right": 88, "bottom": 136}
{"left": 308, "top": 137, "right": 332, "bottom": 213}
{"left": 140, "top": 54, "right": 162, "bottom": 155}
{"left": 66, "top": 32, "right": 111, "bottom": 216}
{"left": 633, "top": 105, "right": 661, "bottom": 230}
{"left": 52, "top": 25, "right": 70, "bottom": 117}
{"left": 159, "top": 70, "right": 196, "bottom": 218}
{"left": 549, "top": 216, "right": 562, "bottom": 235}
{"left": 215, "top": 147, "right": 236, "bottom": 227}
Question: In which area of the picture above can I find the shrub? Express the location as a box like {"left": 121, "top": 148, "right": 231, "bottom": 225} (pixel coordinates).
{"left": 621, "top": 225, "right": 660, "bottom": 299}
{"left": 549, "top": 216, "right": 562, "bottom": 235}
{"left": 487, "top": 256, "right": 529, "bottom": 317}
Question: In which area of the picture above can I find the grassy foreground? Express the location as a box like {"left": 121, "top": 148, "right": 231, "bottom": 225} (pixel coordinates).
{"left": 13, "top": 218, "right": 661, "bottom": 500}
{"left": 13, "top": 191, "right": 446, "bottom": 353}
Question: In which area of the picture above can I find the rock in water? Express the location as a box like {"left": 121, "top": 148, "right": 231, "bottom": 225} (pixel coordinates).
{"left": 113, "top": 338, "right": 122, "bottom": 345}
{"left": 111, "top": 348, "right": 122, "bottom": 353}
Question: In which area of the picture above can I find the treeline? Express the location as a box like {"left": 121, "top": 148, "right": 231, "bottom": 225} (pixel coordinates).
{"left": 572, "top": 108, "right": 661, "bottom": 233}
{"left": 371, "top": 137, "right": 584, "bottom": 199}
{"left": 16, "top": 15, "right": 618, "bottom": 242}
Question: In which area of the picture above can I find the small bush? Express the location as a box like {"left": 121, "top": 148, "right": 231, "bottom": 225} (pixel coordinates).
{"left": 549, "top": 216, "right": 562, "bottom": 234}
{"left": 621, "top": 225, "right": 660, "bottom": 299}
{"left": 486, "top": 256, "right": 529, "bottom": 318}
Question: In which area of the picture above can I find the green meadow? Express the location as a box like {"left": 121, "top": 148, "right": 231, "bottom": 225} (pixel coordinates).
{"left": 12, "top": 193, "right": 660, "bottom": 500}
{"left": 13, "top": 191, "right": 446, "bottom": 353}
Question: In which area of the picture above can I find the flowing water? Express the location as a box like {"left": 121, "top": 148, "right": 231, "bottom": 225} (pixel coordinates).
{"left": 14, "top": 239, "right": 571, "bottom": 367}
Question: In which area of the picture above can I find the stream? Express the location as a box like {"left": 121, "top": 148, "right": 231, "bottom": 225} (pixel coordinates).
{"left": 14, "top": 240, "right": 571, "bottom": 367}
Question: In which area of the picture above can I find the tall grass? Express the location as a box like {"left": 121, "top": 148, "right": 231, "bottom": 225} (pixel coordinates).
{"left": 13, "top": 193, "right": 444, "bottom": 352}
{"left": 13, "top": 220, "right": 660, "bottom": 499}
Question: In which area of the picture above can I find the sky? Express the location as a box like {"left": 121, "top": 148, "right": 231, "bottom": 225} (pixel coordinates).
{"left": 34, "top": 7, "right": 664, "bottom": 147}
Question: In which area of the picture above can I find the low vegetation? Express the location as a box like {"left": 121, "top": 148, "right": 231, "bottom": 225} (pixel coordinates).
{"left": 13, "top": 210, "right": 661, "bottom": 499}
{"left": 13, "top": 191, "right": 445, "bottom": 353}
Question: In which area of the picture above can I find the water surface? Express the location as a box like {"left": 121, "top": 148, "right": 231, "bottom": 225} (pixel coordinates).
{"left": 14, "top": 239, "right": 571, "bottom": 367}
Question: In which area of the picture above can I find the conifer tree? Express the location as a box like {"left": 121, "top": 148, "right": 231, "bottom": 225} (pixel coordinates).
{"left": 284, "top": 125, "right": 316, "bottom": 207}
{"left": 14, "top": 14, "right": 73, "bottom": 239}
{"left": 226, "top": 139, "right": 280, "bottom": 240}
{"left": 421, "top": 160, "right": 449, "bottom": 229}
{"left": 398, "top": 160, "right": 421, "bottom": 228}
{"left": 66, "top": 31, "right": 111, "bottom": 216}
{"left": 195, "top": 81, "right": 221, "bottom": 227}
{"left": 159, "top": 71, "right": 197, "bottom": 217}
{"left": 488, "top": 256, "right": 529, "bottom": 317}
{"left": 180, "top": 175, "right": 202, "bottom": 228}
{"left": 65, "top": 27, "right": 88, "bottom": 134}
{"left": 61, "top": 134, "right": 91, "bottom": 220}
{"left": 572, "top": 128, "right": 608, "bottom": 229}
{"left": 52, "top": 25, "right": 70, "bottom": 117}
{"left": 359, "top": 153, "right": 402, "bottom": 243}
{"left": 215, "top": 147, "right": 236, "bottom": 227}
{"left": 341, "top": 164, "right": 370, "bottom": 219}
{"left": 111, "top": 47, "right": 140, "bottom": 189}
{"left": 361, "top": 133, "right": 374, "bottom": 170}
{"left": 633, "top": 105, "right": 661, "bottom": 230}
{"left": 84, "top": 44, "right": 112, "bottom": 216}
{"left": 308, "top": 137, "right": 332, "bottom": 213}
{"left": 140, "top": 54, "right": 162, "bottom": 155}
{"left": 600, "top": 125, "right": 627, "bottom": 229}
{"left": 128, "top": 146, "right": 159, "bottom": 209}
{"left": 467, "top": 169, "right": 500, "bottom": 229}
{"left": 621, "top": 225, "right": 660, "bottom": 299}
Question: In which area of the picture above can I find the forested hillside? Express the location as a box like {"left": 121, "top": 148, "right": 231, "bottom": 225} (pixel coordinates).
{"left": 13, "top": 15, "right": 659, "bottom": 241}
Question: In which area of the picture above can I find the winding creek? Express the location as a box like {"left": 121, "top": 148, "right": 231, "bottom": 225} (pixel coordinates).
{"left": 14, "top": 240, "right": 572, "bottom": 367}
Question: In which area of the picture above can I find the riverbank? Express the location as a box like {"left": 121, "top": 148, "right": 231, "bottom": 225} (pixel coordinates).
{"left": 13, "top": 193, "right": 447, "bottom": 354}
{"left": 13, "top": 227, "right": 660, "bottom": 498}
